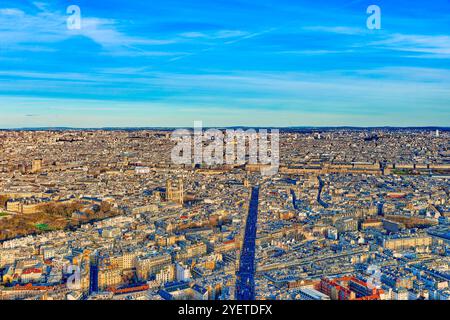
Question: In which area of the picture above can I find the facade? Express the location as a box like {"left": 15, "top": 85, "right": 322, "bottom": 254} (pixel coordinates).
{"left": 166, "top": 179, "right": 184, "bottom": 205}
{"left": 383, "top": 236, "right": 432, "bottom": 251}
{"left": 32, "top": 159, "right": 43, "bottom": 173}
{"left": 98, "top": 268, "right": 122, "bottom": 290}
{"left": 136, "top": 254, "right": 172, "bottom": 281}
{"left": 176, "top": 263, "right": 192, "bottom": 282}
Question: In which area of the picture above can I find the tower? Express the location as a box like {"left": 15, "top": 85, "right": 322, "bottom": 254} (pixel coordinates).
{"left": 166, "top": 178, "right": 184, "bottom": 205}
{"left": 32, "top": 159, "right": 43, "bottom": 173}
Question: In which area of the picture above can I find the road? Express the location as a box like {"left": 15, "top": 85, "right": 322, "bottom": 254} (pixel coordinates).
{"left": 317, "top": 176, "right": 329, "bottom": 208}
{"left": 235, "top": 186, "right": 259, "bottom": 300}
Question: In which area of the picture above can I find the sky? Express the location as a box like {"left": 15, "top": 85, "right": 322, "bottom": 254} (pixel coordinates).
{"left": 0, "top": 0, "right": 449, "bottom": 128}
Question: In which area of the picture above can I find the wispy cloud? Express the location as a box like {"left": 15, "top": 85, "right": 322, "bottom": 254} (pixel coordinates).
{"left": 303, "top": 25, "right": 366, "bottom": 35}
{"left": 370, "top": 33, "right": 450, "bottom": 58}
{"left": 0, "top": 8, "right": 24, "bottom": 16}
{"left": 179, "top": 30, "right": 249, "bottom": 39}
{"left": 0, "top": 4, "right": 175, "bottom": 56}
{"left": 1, "top": 0, "right": 450, "bottom": 127}
{"left": 2, "top": 68, "right": 449, "bottom": 117}
{"left": 277, "top": 49, "right": 354, "bottom": 55}
{"left": 299, "top": 25, "right": 450, "bottom": 59}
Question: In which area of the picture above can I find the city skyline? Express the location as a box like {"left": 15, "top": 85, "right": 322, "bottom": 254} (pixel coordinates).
{"left": 1, "top": 0, "right": 450, "bottom": 306}
{"left": 1, "top": 128, "right": 449, "bottom": 301}
{"left": 0, "top": 0, "right": 449, "bottom": 127}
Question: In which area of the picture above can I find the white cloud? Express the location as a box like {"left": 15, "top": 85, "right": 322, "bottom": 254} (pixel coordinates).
{"left": 370, "top": 33, "right": 450, "bottom": 57}
{"left": 277, "top": 49, "right": 354, "bottom": 55}
{"left": 300, "top": 25, "right": 450, "bottom": 59}
{"left": 303, "top": 25, "right": 366, "bottom": 35}
{"left": 0, "top": 8, "right": 24, "bottom": 16}
{"left": 0, "top": 5, "right": 175, "bottom": 55}
{"left": 179, "top": 30, "right": 248, "bottom": 39}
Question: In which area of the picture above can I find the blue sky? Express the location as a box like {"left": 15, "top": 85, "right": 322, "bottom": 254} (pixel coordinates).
{"left": 0, "top": 0, "right": 449, "bottom": 127}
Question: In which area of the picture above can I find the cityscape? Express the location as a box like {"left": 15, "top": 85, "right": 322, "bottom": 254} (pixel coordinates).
{"left": 0, "top": 0, "right": 450, "bottom": 306}
{"left": 0, "top": 128, "right": 449, "bottom": 300}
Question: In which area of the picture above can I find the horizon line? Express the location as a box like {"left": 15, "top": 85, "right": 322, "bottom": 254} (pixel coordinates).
{"left": 0, "top": 126, "right": 449, "bottom": 131}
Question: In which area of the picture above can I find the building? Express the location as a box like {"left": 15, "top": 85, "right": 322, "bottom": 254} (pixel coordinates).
{"left": 335, "top": 218, "right": 358, "bottom": 233}
{"left": 156, "top": 265, "right": 175, "bottom": 284}
{"left": 20, "top": 267, "right": 43, "bottom": 283}
{"left": 175, "top": 242, "right": 207, "bottom": 260}
{"left": 6, "top": 198, "right": 46, "bottom": 214}
{"left": 298, "top": 287, "right": 330, "bottom": 300}
{"left": 383, "top": 219, "right": 404, "bottom": 233}
{"left": 166, "top": 179, "right": 184, "bottom": 205}
{"left": 319, "top": 276, "right": 383, "bottom": 300}
{"left": 40, "top": 246, "right": 56, "bottom": 260}
{"left": 319, "top": 277, "right": 354, "bottom": 300}
{"left": 383, "top": 235, "right": 432, "bottom": 251}
{"left": 31, "top": 159, "right": 43, "bottom": 173}
{"left": 361, "top": 219, "right": 383, "bottom": 230}
{"left": 160, "top": 283, "right": 209, "bottom": 300}
{"left": 176, "top": 262, "right": 192, "bottom": 282}
{"left": 327, "top": 227, "right": 338, "bottom": 240}
{"left": 98, "top": 267, "right": 122, "bottom": 290}
{"left": 136, "top": 253, "right": 172, "bottom": 281}
{"left": 135, "top": 167, "right": 150, "bottom": 174}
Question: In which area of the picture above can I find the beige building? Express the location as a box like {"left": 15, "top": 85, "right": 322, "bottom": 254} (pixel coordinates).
{"left": 383, "top": 235, "right": 432, "bottom": 250}
{"left": 31, "top": 159, "right": 43, "bottom": 173}
{"left": 176, "top": 242, "right": 207, "bottom": 260}
{"left": 136, "top": 253, "right": 172, "bottom": 281}
{"left": 166, "top": 179, "right": 184, "bottom": 205}
{"left": 6, "top": 200, "right": 45, "bottom": 214}
{"left": 98, "top": 267, "right": 122, "bottom": 290}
